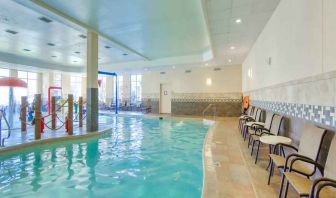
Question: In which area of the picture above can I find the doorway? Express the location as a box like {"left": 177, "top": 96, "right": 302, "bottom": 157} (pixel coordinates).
{"left": 160, "top": 83, "right": 172, "bottom": 114}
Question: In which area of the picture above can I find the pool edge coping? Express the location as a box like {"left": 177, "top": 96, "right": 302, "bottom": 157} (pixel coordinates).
{"left": 201, "top": 121, "right": 218, "bottom": 198}
{"left": 0, "top": 128, "right": 112, "bottom": 155}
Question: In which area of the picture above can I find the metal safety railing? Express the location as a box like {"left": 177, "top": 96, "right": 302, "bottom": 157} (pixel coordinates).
{"left": 202, "top": 104, "right": 217, "bottom": 120}
{"left": 0, "top": 94, "right": 86, "bottom": 147}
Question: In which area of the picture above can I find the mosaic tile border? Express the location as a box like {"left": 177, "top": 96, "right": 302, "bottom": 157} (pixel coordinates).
{"left": 250, "top": 100, "right": 336, "bottom": 127}
{"left": 172, "top": 98, "right": 242, "bottom": 103}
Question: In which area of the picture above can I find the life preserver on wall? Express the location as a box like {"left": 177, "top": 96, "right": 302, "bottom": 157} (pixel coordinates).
{"left": 243, "top": 96, "right": 249, "bottom": 110}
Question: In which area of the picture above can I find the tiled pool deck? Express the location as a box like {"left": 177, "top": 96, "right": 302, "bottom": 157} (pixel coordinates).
{"left": 203, "top": 117, "right": 296, "bottom": 198}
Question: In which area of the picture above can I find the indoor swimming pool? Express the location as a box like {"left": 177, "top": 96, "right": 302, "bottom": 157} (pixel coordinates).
{"left": 0, "top": 115, "right": 210, "bottom": 197}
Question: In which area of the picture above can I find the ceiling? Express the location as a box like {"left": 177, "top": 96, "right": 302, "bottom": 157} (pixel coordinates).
{"left": 0, "top": 0, "right": 280, "bottom": 73}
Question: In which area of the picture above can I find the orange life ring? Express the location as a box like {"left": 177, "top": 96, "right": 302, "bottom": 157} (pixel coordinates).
{"left": 243, "top": 96, "right": 249, "bottom": 109}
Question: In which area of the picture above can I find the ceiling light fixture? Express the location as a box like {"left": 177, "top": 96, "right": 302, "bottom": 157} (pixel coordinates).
{"left": 205, "top": 63, "right": 209, "bottom": 67}
{"left": 172, "top": 66, "right": 176, "bottom": 69}
{"left": 5, "top": 29, "right": 18, "bottom": 34}
{"left": 235, "top": 18, "right": 242, "bottom": 24}
{"left": 38, "top": 16, "right": 53, "bottom": 23}
{"left": 230, "top": 46, "right": 235, "bottom": 50}
{"left": 228, "top": 59, "right": 232, "bottom": 63}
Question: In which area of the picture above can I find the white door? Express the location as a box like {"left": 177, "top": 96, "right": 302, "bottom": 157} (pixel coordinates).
{"left": 160, "top": 84, "right": 172, "bottom": 114}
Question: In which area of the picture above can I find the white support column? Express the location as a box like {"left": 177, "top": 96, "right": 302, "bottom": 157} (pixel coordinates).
{"left": 37, "top": 73, "right": 43, "bottom": 95}
{"left": 86, "top": 31, "right": 99, "bottom": 132}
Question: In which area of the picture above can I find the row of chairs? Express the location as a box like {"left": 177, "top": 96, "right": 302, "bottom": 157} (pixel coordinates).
{"left": 238, "top": 106, "right": 336, "bottom": 198}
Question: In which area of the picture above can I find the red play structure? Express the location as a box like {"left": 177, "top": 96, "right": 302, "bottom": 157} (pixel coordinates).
{"left": 48, "top": 86, "right": 62, "bottom": 114}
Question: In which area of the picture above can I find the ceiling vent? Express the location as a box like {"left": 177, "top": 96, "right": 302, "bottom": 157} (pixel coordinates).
{"left": 5, "top": 29, "right": 18, "bottom": 34}
{"left": 214, "top": 68, "right": 221, "bottom": 71}
{"left": 105, "top": 46, "right": 111, "bottom": 49}
{"left": 47, "top": 43, "right": 55, "bottom": 46}
{"left": 74, "top": 51, "right": 80, "bottom": 54}
{"left": 123, "top": 53, "right": 128, "bottom": 56}
{"left": 38, "top": 16, "right": 53, "bottom": 23}
{"left": 51, "top": 55, "right": 57, "bottom": 58}
{"left": 23, "top": 49, "right": 31, "bottom": 52}
{"left": 160, "top": 72, "right": 166, "bottom": 75}
{"left": 79, "top": 34, "right": 87, "bottom": 39}
{"left": 185, "top": 70, "right": 192, "bottom": 73}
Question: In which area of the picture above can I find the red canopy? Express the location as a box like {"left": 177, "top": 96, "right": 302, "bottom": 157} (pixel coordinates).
{"left": 0, "top": 77, "right": 27, "bottom": 88}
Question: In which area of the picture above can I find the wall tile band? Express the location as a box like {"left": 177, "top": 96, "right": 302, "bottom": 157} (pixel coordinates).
{"left": 250, "top": 100, "right": 336, "bottom": 127}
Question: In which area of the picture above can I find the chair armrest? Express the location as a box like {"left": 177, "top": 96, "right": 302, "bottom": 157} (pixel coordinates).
{"left": 251, "top": 123, "right": 264, "bottom": 128}
{"left": 310, "top": 177, "right": 336, "bottom": 198}
{"left": 273, "top": 143, "right": 298, "bottom": 154}
{"left": 288, "top": 155, "right": 324, "bottom": 174}
{"left": 284, "top": 153, "right": 315, "bottom": 172}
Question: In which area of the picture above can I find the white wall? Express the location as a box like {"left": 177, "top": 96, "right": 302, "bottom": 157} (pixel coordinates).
{"left": 142, "top": 65, "right": 242, "bottom": 95}
{"left": 242, "top": 0, "right": 336, "bottom": 92}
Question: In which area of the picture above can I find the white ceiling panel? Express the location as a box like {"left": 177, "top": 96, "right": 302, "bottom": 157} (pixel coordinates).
{"left": 0, "top": 0, "right": 280, "bottom": 72}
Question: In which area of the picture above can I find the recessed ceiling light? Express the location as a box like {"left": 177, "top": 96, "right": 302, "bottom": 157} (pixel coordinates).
{"left": 47, "top": 43, "right": 55, "bottom": 46}
{"left": 235, "top": 18, "right": 242, "bottom": 24}
{"left": 23, "top": 49, "right": 31, "bottom": 52}
{"left": 205, "top": 63, "right": 209, "bottom": 66}
{"left": 123, "top": 53, "right": 128, "bottom": 56}
{"left": 38, "top": 16, "right": 53, "bottom": 23}
{"left": 105, "top": 46, "right": 111, "bottom": 49}
{"left": 79, "top": 34, "right": 87, "bottom": 39}
{"left": 230, "top": 46, "right": 235, "bottom": 50}
{"left": 5, "top": 29, "right": 18, "bottom": 34}
{"left": 228, "top": 59, "right": 232, "bottom": 63}
{"left": 74, "top": 51, "right": 80, "bottom": 54}
{"left": 172, "top": 66, "right": 176, "bottom": 69}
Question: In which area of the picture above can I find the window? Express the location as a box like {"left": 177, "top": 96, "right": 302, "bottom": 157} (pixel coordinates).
{"left": 130, "top": 74, "right": 142, "bottom": 104}
{"left": 113, "top": 75, "right": 123, "bottom": 103}
{"left": 18, "top": 71, "right": 38, "bottom": 97}
{"left": 53, "top": 73, "right": 62, "bottom": 87}
{"left": 70, "top": 76, "right": 82, "bottom": 99}
{"left": 0, "top": 68, "right": 10, "bottom": 77}
{"left": 0, "top": 68, "right": 9, "bottom": 105}
{"left": 98, "top": 75, "right": 107, "bottom": 103}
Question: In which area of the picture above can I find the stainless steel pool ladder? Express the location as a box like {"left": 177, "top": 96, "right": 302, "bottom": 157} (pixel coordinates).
{"left": 202, "top": 104, "right": 217, "bottom": 120}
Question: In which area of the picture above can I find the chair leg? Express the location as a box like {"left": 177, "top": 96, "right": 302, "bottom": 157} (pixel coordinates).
{"left": 266, "top": 145, "right": 272, "bottom": 171}
{"left": 278, "top": 173, "right": 286, "bottom": 198}
{"left": 284, "top": 181, "right": 289, "bottom": 198}
{"left": 251, "top": 140, "right": 255, "bottom": 156}
{"left": 244, "top": 127, "right": 248, "bottom": 141}
{"left": 248, "top": 135, "right": 251, "bottom": 148}
{"left": 255, "top": 141, "right": 261, "bottom": 164}
{"left": 268, "top": 161, "right": 273, "bottom": 185}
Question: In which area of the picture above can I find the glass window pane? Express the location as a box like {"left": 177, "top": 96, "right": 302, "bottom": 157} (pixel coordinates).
{"left": 28, "top": 72, "right": 37, "bottom": 79}
{"left": 18, "top": 71, "right": 27, "bottom": 79}
{"left": 0, "top": 68, "right": 9, "bottom": 77}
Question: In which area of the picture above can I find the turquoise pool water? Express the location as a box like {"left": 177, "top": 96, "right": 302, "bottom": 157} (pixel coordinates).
{"left": 0, "top": 116, "right": 209, "bottom": 198}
